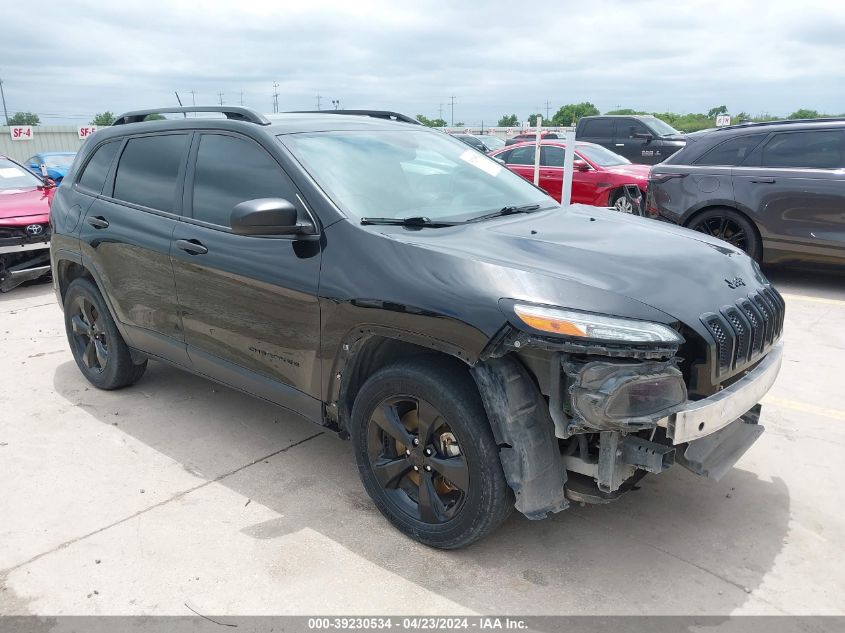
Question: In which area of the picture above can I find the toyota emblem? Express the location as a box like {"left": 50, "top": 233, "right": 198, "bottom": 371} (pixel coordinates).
{"left": 25, "top": 224, "right": 44, "bottom": 236}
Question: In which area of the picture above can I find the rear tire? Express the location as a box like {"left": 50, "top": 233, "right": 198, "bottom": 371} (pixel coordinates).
{"left": 350, "top": 356, "right": 513, "bottom": 549}
{"left": 63, "top": 277, "right": 147, "bottom": 390}
{"left": 686, "top": 208, "right": 762, "bottom": 261}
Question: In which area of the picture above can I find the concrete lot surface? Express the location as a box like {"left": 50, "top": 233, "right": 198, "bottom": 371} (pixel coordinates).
{"left": 1, "top": 267, "right": 843, "bottom": 616}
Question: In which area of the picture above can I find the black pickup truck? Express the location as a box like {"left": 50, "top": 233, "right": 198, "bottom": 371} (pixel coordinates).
{"left": 576, "top": 115, "right": 687, "bottom": 164}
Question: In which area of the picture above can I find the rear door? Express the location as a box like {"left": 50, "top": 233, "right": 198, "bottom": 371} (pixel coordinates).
{"left": 171, "top": 131, "right": 323, "bottom": 412}
{"left": 502, "top": 145, "right": 537, "bottom": 186}
{"left": 79, "top": 132, "right": 190, "bottom": 364}
{"left": 577, "top": 118, "right": 615, "bottom": 154}
{"left": 732, "top": 128, "right": 845, "bottom": 261}
{"left": 539, "top": 145, "right": 598, "bottom": 204}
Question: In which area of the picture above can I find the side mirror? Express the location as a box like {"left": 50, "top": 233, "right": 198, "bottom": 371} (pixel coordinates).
{"left": 230, "top": 198, "right": 311, "bottom": 236}
{"left": 573, "top": 159, "right": 590, "bottom": 171}
{"left": 632, "top": 130, "right": 653, "bottom": 144}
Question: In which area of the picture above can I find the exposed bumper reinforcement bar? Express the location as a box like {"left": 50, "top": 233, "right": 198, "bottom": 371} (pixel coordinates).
{"left": 662, "top": 341, "right": 783, "bottom": 445}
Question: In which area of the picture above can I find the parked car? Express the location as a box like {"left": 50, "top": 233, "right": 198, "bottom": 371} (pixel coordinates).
{"left": 646, "top": 118, "right": 845, "bottom": 264}
{"left": 51, "top": 106, "right": 784, "bottom": 549}
{"left": 505, "top": 130, "right": 562, "bottom": 146}
{"left": 476, "top": 134, "right": 505, "bottom": 151}
{"left": 24, "top": 152, "right": 77, "bottom": 183}
{"left": 0, "top": 156, "right": 54, "bottom": 291}
{"left": 490, "top": 140, "right": 650, "bottom": 211}
{"left": 576, "top": 115, "right": 687, "bottom": 164}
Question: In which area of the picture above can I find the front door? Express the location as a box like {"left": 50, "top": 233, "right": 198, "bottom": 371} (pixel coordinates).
{"left": 170, "top": 132, "right": 323, "bottom": 412}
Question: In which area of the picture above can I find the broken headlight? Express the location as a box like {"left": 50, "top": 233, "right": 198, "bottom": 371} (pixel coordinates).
{"left": 512, "top": 303, "right": 683, "bottom": 344}
{"left": 567, "top": 360, "right": 688, "bottom": 431}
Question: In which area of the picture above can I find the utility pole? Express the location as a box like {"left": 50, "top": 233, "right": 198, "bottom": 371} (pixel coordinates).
{"left": 190, "top": 90, "right": 196, "bottom": 106}
{"left": 316, "top": 94, "right": 322, "bottom": 110}
{"left": 438, "top": 103, "right": 444, "bottom": 121}
{"left": 449, "top": 95, "right": 456, "bottom": 127}
{"left": 272, "top": 82, "right": 279, "bottom": 113}
{"left": 0, "top": 76, "right": 8, "bottom": 126}
{"left": 218, "top": 91, "right": 224, "bottom": 106}
{"left": 545, "top": 100, "right": 551, "bottom": 120}
{"left": 332, "top": 99, "right": 340, "bottom": 110}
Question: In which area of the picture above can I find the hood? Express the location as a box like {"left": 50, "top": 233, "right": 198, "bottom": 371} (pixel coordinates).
{"left": 384, "top": 205, "right": 768, "bottom": 337}
{"left": 0, "top": 187, "right": 53, "bottom": 225}
{"left": 601, "top": 163, "right": 651, "bottom": 180}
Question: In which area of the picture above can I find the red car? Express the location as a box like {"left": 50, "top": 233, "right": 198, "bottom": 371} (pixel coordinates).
{"left": 0, "top": 155, "right": 55, "bottom": 291}
{"left": 489, "top": 140, "right": 650, "bottom": 211}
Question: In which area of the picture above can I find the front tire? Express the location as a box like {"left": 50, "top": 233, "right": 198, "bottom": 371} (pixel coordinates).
{"left": 64, "top": 277, "right": 147, "bottom": 390}
{"left": 350, "top": 356, "right": 513, "bottom": 549}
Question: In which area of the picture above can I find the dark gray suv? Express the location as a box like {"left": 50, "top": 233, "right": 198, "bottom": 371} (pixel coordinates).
{"left": 646, "top": 119, "right": 845, "bottom": 265}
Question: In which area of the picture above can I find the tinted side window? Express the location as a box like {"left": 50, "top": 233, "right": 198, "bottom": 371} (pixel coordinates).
{"left": 77, "top": 141, "right": 120, "bottom": 193}
{"left": 760, "top": 130, "right": 844, "bottom": 169}
{"left": 495, "top": 150, "right": 512, "bottom": 163}
{"left": 695, "top": 134, "right": 766, "bottom": 166}
{"left": 113, "top": 135, "right": 188, "bottom": 211}
{"left": 541, "top": 146, "right": 565, "bottom": 167}
{"left": 579, "top": 119, "right": 614, "bottom": 137}
{"left": 192, "top": 134, "right": 297, "bottom": 227}
{"left": 508, "top": 146, "right": 535, "bottom": 165}
{"left": 619, "top": 120, "right": 650, "bottom": 139}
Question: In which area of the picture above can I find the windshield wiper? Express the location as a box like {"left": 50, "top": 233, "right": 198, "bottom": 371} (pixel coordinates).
{"left": 467, "top": 204, "right": 542, "bottom": 223}
{"left": 360, "top": 216, "right": 462, "bottom": 227}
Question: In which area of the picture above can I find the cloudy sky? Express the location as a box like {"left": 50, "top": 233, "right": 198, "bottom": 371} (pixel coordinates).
{"left": 2, "top": 0, "right": 844, "bottom": 125}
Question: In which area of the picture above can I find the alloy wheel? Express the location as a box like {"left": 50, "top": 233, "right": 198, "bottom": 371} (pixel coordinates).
{"left": 366, "top": 395, "right": 469, "bottom": 524}
{"left": 69, "top": 296, "right": 109, "bottom": 372}
{"left": 614, "top": 196, "right": 634, "bottom": 213}
{"left": 690, "top": 215, "right": 749, "bottom": 251}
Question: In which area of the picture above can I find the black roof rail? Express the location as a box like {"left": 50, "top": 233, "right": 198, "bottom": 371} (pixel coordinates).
{"left": 715, "top": 117, "right": 845, "bottom": 131}
{"left": 112, "top": 106, "right": 271, "bottom": 126}
{"left": 287, "top": 110, "right": 422, "bottom": 125}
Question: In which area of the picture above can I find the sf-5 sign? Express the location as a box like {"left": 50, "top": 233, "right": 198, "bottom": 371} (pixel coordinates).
{"left": 78, "top": 125, "right": 98, "bottom": 139}
{"left": 10, "top": 126, "right": 34, "bottom": 140}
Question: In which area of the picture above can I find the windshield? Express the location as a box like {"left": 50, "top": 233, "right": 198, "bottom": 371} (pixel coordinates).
{"left": 646, "top": 118, "right": 681, "bottom": 137}
{"left": 479, "top": 135, "right": 505, "bottom": 149}
{"left": 282, "top": 130, "right": 553, "bottom": 221}
{"left": 577, "top": 144, "right": 631, "bottom": 167}
{"left": 0, "top": 158, "right": 43, "bottom": 191}
{"left": 42, "top": 153, "right": 76, "bottom": 168}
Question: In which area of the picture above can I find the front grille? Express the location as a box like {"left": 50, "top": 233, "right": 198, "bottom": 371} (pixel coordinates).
{"left": 0, "top": 227, "right": 28, "bottom": 239}
{"left": 701, "top": 286, "right": 785, "bottom": 378}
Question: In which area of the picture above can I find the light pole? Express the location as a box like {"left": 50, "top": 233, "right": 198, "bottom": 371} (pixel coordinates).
{"left": 332, "top": 99, "right": 340, "bottom": 110}
{"left": 0, "top": 77, "right": 8, "bottom": 126}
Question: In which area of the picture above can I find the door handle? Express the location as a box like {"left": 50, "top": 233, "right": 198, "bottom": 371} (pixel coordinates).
{"left": 615, "top": 143, "right": 624, "bottom": 147}
{"left": 750, "top": 177, "right": 776, "bottom": 184}
{"left": 176, "top": 239, "right": 209, "bottom": 255}
{"left": 86, "top": 216, "right": 109, "bottom": 229}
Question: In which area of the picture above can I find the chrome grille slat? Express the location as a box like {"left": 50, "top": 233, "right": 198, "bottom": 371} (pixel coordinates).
{"left": 701, "top": 286, "right": 785, "bottom": 379}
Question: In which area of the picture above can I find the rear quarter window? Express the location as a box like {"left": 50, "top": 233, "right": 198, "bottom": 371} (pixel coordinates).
{"left": 695, "top": 134, "right": 767, "bottom": 166}
{"left": 579, "top": 119, "right": 614, "bottom": 138}
{"left": 76, "top": 141, "right": 120, "bottom": 193}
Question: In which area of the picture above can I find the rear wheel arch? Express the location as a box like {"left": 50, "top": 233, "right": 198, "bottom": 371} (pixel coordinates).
{"left": 683, "top": 205, "right": 763, "bottom": 260}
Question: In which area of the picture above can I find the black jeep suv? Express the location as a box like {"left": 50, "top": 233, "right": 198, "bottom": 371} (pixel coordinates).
{"left": 646, "top": 119, "right": 845, "bottom": 265}
{"left": 50, "top": 106, "right": 785, "bottom": 548}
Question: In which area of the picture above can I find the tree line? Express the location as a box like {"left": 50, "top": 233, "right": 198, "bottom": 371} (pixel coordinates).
{"left": 416, "top": 103, "right": 845, "bottom": 132}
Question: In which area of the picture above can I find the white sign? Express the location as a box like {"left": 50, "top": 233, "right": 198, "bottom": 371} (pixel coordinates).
{"left": 716, "top": 114, "right": 732, "bottom": 127}
{"left": 10, "top": 125, "right": 33, "bottom": 141}
{"left": 78, "top": 125, "right": 98, "bottom": 139}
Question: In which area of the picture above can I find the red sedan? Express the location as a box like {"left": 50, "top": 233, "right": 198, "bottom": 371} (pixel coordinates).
{"left": 489, "top": 140, "right": 650, "bottom": 211}
{"left": 0, "top": 155, "right": 54, "bottom": 291}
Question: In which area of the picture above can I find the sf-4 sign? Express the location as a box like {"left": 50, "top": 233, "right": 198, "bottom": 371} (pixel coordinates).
{"left": 78, "top": 125, "right": 98, "bottom": 139}
{"left": 10, "top": 126, "right": 33, "bottom": 140}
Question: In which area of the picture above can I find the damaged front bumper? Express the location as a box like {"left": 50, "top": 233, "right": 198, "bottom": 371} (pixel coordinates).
{"left": 558, "top": 341, "right": 783, "bottom": 498}
{"left": 0, "top": 240, "right": 52, "bottom": 292}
